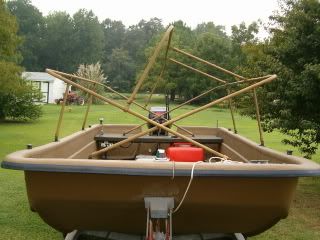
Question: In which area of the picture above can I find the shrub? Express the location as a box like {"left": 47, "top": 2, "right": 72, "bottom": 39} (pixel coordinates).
{"left": 0, "top": 62, "right": 42, "bottom": 121}
{"left": 0, "top": 80, "right": 42, "bottom": 121}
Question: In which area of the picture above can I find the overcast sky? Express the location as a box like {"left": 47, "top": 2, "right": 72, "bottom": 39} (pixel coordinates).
{"left": 31, "top": 0, "right": 280, "bottom": 37}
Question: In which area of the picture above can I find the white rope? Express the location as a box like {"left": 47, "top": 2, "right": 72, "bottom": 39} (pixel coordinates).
{"left": 209, "top": 156, "right": 243, "bottom": 164}
{"left": 172, "top": 161, "right": 203, "bottom": 213}
{"left": 208, "top": 156, "right": 226, "bottom": 163}
{"left": 172, "top": 157, "right": 239, "bottom": 214}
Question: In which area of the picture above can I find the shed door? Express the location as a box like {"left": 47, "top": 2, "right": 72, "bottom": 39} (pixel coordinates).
{"left": 40, "top": 82, "right": 49, "bottom": 103}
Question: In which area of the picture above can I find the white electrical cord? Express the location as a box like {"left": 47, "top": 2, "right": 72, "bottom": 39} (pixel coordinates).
{"left": 172, "top": 157, "right": 240, "bottom": 214}
{"left": 172, "top": 161, "right": 203, "bottom": 213}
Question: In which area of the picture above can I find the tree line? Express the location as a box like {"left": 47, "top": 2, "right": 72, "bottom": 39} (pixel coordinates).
{"left": 6, "top": 0, "right": 260, "bottom": 93}
{"left": 1, "top": 0, "right": 319, "bottom": 158}
{"left": 7, "top": 0, "right": 167, "bottom": 92}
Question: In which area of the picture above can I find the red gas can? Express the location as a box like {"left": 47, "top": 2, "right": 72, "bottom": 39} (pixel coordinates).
{"left": 166, "top": 145, "right": 204, "bottom": 162}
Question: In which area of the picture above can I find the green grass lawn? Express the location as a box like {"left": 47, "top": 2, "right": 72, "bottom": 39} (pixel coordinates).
{"left": 0, "top": 103, "right": 319, "bottom": 239}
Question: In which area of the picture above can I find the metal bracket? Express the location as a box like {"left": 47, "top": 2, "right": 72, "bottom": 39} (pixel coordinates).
{"left": 144, "top": 197, "right": 174, "bottom": 219}
{"left": 145, "top": 197, "right": 174, "bottom": 240}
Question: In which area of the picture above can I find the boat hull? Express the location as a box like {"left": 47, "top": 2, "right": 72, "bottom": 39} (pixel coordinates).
{"left": 25, "top": 170, "right": 297, "bottom": 236}
{"left": 3, "top": 125, "right": 320, "bottom": 236}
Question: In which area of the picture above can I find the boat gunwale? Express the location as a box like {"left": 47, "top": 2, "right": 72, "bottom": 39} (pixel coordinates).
{"left": 2, "top": 160, "right": 320, "bottom": 177}
{"left": 2, "top": 124, "right": 320, "bottom": 177}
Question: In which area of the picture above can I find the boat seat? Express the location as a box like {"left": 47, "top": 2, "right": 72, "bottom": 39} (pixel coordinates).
{"left": 94, "top": 133, "right": 223, "bottom": 144}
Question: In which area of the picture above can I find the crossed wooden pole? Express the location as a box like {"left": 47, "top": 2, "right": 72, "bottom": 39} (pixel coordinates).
{"left": 122, "top": 77, "right": 268, "bottom": 136}
{"left": 51, "top": 70, "right": 194, "bottom": 136}
{"left": 48, "top": 25, "right": 276, "bottom": 159}
{"left": 47, "top": 68, "right": 276, "bottom": 159}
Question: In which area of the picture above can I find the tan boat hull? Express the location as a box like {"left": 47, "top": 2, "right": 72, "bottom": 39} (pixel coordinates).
{"left": 25, "top": 171, "right": 297, "bottom": 236}
{"left": 3, "top": 125, "right": 320, "bottom": 236}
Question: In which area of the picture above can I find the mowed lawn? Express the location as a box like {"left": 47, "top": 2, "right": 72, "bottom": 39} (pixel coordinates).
{"left": 0, "top": 103, "right": 319, "bottom": 240}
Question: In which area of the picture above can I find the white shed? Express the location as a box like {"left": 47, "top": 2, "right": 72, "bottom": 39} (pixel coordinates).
{"left": 22, "top": 72, "right": 68, "bottom": 104}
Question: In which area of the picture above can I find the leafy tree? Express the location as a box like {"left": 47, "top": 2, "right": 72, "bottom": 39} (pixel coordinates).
{"left": 102, "top": 18, "right": 164, "bottom": 93}
{"left": 161, "top": 21, "right": 233, "bottom": 103}
{"left": 231, "top": 22, "right": 259, "bottom": 46}
{"left": 72, "top": 9, "right": 105, "bottom": 68}
{"left": 239, "top": 0, "right": 320, "bottom": 158}
{"left": 123, "top": 18, "right": 164, "bottom": 65}
{"left": 102, "top": 18, "right": 126, "bottom": 55}
{"left": 164, "top": 21, "right": 196, "bottom": 101}
{"left": 140, "top": 20, "right": 234, "bottom": 103}
{"left": 195, "top": 31, "right": 234, "bottom": 73}
{"left": 7, "top": 0, "right": 44, "bottom": 71}
{"left": 191, "top": 31, "right": 234, "bottom": 102}
{"left": 0, "top": 0, "right": 41, "bottom": 121}
{"left": 40, "top": 9, "right": 104, "bottom": 72}
{"left": 105, "top": 48, "right": 135, "bottom": 91}
{"left": 101, "top": 19, "right": 135, "bottom": 91}
{"left": 40, "top": 11, "right": 75, "bottom": 72}
{"left": 195, "top": 22, "right": 228, "bottom": 38}
{"left": 231, "top": 21, "right": 260, "bottom": 66}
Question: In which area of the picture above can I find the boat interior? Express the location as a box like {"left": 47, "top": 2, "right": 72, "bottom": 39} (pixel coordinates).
{"left": 17, "top": 123, "right": 318, "bottom": 169}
